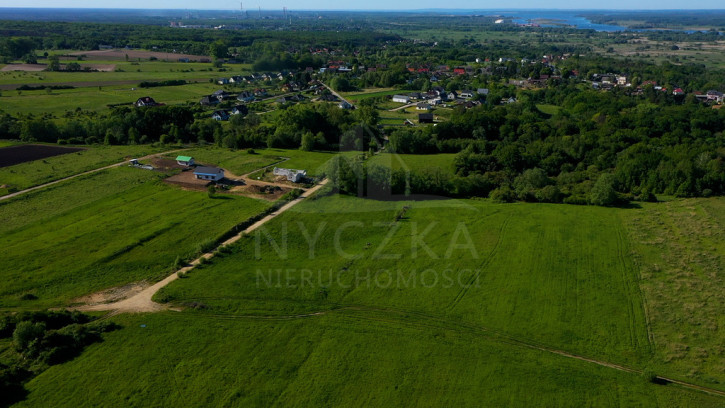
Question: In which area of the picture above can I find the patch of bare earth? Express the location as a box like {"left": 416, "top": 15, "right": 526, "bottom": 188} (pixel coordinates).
{"left": 229, "top": 179, "right": 291, "bottom": 201}
{"left": 71, "top": 282, "right": 150, "bottom": 306}
{"left": 0, "top": 64, "right": 47, "bottom": 72}
{"left": 163, "top": 169, "right": 211, "bottom": 191}
{"left": 68, "top": 49, "right": 209, "bottom": 61}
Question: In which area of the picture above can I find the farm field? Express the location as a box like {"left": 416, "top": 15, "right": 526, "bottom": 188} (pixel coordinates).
{"left": 15, "top": 312, "right": 725, "bottom": 408}
{"left": 0, "top": 144, "right": 83, "bottom": 167}
{"left": 0, "top": 166, "right": 268, "bottom": 309}
{"left": 157, "top": 196, "right": 651, "bottom": 365}
{"left": 12, "top": 195, "right": 725, "bottom": 407}
{"left": 0, "top": 144, "right": 170, "bottom": 195}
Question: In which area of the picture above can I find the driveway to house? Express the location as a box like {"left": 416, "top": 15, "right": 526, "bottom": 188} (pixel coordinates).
{"left": 76, "top": 178, "right": 329, "bottom": 313}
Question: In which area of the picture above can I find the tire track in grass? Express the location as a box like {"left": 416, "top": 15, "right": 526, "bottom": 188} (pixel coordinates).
{"left": 616, "top": 220, "right": 654, "bottom": 354}
{"left": 619, "top": 213, "right": 656, "bottom": 352}
{"left": 163, "top": 305, "right": 725, "bottom": 398}
{"left": 614, "top": 222, "right": 640, "bottom": 351}
{"left": 445, "top": 214, "right": 511, "bottom": 311}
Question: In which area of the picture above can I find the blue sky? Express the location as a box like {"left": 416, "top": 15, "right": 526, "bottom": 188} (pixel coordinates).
{"left": 6, "top": 1, "right": 725, "bottom": 10}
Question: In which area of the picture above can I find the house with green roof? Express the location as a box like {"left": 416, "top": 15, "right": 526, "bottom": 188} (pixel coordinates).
{"left": 176, "top": 155, "right": 195, "bottom": 166}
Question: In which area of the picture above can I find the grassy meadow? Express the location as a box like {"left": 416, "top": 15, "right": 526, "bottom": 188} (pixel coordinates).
{"left": 15, "top": 312, "right": 725, "bottom": 408}
{"left": 622, "top": 198, "right": 725, "bottom": 387}
{"left": 0, "top": 166, "right": 268, "bottom": 309}
{"left": 10, "top": 194, "right": 725, "bottom": 406}
{"left": 0, "top": 144, "right": 171, "bottom": 195}
{"left": 156, "top": 196, "right": 651, "bottom": 365}
{"left": 368, "top": 152, "right": 458, "bottom": 175}
{"left": 2, "top": 82, "right": 227, "bottom": 115}
{"left": 0, "top": 61, "right": 252, "bottom": 86}
{"left": 1, "top": 144, "right": 724, "bottom": 406}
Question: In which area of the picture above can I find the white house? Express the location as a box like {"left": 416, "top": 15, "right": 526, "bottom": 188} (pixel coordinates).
{"left": 416, "top": 102, "right": 432, "bottom": 111}
{"left": 175, "top": 155, "right": 195, "bottom": 166}
{"left": 194, "top": 166, "right": 225, "bottom": 181}
{"left": 273, "top": 167, "right": 307, "bottom": 183}
{"left": 392, "top": 95, "right": 410, "bottom": 104}
{"left": 459, "top": 90, "right": 474, "bottom": 98}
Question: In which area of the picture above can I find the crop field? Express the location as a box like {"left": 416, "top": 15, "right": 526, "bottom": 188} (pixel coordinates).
{"left": 0, "top": 166, "right": 268, "bottom": 309}
{"left": 0, "top": 144, "right": 170, "bottom": 194}
{"left": 11, "top": 195, "right": 725, "bottom": 406}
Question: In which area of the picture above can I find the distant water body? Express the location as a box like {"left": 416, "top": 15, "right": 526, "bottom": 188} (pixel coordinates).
{"left": 494, "top": 10, "right": 719, "bottom": 33}
{"left": 503, "top": 10, "right": 628, "bottom": 31}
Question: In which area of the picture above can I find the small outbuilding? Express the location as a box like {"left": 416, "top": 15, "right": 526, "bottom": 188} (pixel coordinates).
{"left": 176, "top": 155, "right": 195, "bottom": 166}
{"left": 194, "top": 166, "right": 225, "bottom": 181}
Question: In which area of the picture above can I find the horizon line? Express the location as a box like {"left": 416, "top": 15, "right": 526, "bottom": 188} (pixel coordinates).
{"left": 1, "top": 7, "right": 725, "bottom": 12}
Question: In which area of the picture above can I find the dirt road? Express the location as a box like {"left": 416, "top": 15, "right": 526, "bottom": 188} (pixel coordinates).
{"left": 76, "top": 179, "right": 329, "bottom": 313}
{"left": 0, "top": 148, "right": 187, "bottom": 202}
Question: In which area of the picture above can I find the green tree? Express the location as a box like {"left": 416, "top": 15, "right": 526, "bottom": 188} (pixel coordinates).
{"left": 590, "top": 173, "right": 617, "bottom": 206}
{"left": 208, "top": 40, "right": 228, "bottom": 60}
{"left": 300, "top": 131, "right": 315, "bottom": 151}
{"left": 46, "top": 55, "right": 60, "bottom": 72}
{"left": 13, "top": 321, "right": 45, "bottom": 352}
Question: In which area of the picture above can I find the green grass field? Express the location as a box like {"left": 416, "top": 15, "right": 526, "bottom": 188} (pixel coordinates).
{"left": 0, "top": 140, "right": 21, "bottom": 148}
{"left": 157, "top": 196, "right": 651, "bottom": 364}
{"left": 0, "top": 61, "right": 252, "bottom": 86}
{"left": 0, "top": 144, "right": 171, "bottom": 195}
{"left": 536, "top": 103, "right": 562, "bottom": 115}
{"left": 343, "top": 88, "right": 401, "bottom": 102}
{"left": 622, "top": 198, "right": 725, "bottom": 387}
{"left": 15, "top": 312, "right": 724, "bottom": 408}
{"left": 163, "top": 147, "right": 285, "bottom": 176}
{"left": 246, "top": 149, "right": 342, "bottom": 181}
{"left": 0, "top": 166, "right": 268, "bottom": 309}
{"left": 368, "top": 152, "right": 457, "bottom": 175}
{"left": 2, "top": 82, "right": 229, "bottom": 115}
{"left": 11, "top": 194, "right": 725, "bottom": 406}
